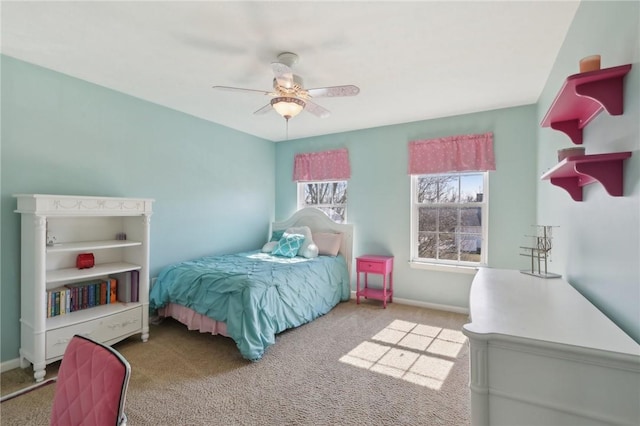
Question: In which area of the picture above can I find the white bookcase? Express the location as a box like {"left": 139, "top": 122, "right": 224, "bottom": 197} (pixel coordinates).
{"left": 14, "top": 194, "right": 153, "bottom": 382}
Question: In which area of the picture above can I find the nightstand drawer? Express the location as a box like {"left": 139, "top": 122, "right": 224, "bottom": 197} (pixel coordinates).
{"left": 357, "top": 260, "right": 385, "bottom": 274}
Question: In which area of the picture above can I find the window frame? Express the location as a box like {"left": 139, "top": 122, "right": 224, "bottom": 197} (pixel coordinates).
{"left": 410, "top": 171, "right": 489, "bottom": 269}
{"left": 297, "top": 180, "right": 348, "bottom": 223}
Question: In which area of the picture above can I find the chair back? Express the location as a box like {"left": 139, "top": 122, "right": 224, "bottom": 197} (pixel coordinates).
{"left": 50, "top": 335, "right": 131, "bottom": 426}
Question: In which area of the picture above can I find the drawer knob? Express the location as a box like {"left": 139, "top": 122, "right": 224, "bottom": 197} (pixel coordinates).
{"left": 107, "top": 318, "right": 138, "bottom": 329}
{"left": 54, "top": 338, "right": 70, "bottom": 347}
{"left": 54, "top": 331, "right": 93, "bottom": 346}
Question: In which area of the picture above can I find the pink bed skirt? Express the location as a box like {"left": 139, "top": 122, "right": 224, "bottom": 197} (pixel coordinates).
{"left": 158, "top": 303, "right": 229, "bottom": 337}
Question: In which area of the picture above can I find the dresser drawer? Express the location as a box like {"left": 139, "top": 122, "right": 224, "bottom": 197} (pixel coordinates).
{"left": 358, "top": 259, "right": 386, "bottom": 274}
{"left": 46, "top": 306, "right": 142, "bottom": 359}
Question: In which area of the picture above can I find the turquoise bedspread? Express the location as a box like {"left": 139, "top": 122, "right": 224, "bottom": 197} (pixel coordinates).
{"left": 149, "top": 251, "right": 350, "bottom": 360}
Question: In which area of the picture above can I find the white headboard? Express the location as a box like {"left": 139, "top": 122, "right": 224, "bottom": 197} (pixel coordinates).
{"left": 272, "top": 208, "right": 354, "bottom": 276}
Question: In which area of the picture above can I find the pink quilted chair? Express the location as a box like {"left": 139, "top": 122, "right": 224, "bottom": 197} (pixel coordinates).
{"left": 50, "top": 335, "right": 131, "bottom": 426}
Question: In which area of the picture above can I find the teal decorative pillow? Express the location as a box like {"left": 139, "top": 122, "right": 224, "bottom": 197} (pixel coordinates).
{"left": 284, "top": 226, "right": 318, "bottom": 259}
{"left": 271, "top": 233, "right": 305, "bottom": 258}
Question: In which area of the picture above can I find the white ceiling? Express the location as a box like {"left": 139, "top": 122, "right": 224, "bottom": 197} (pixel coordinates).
{"left": 1, "top": 1, "right": 580, "bottom": 142}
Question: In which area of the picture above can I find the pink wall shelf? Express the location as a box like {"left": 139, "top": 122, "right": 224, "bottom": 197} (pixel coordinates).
{"left": 541, "top": 152, "right": 631, "bottom": 201}
{"left": 541, "top": 64, "right": 632, "bottom": 144}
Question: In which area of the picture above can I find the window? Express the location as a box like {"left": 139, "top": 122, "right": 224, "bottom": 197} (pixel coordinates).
{"left": 298, "top": 180, "right": 347, "bottom": 223}
{"left": 293, "top": 148, "right": 350, "bottom": 223}
{"left": 411, "top": 172, "right": 487, "bottom": 266}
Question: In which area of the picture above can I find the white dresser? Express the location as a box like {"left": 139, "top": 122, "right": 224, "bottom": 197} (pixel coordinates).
{"left": 463, "top": 268, "right": 640, "bottom": 426}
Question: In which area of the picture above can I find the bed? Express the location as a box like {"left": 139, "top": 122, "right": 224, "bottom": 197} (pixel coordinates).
{"left": 149, "top": 208, "right": 353, "bottom": 361}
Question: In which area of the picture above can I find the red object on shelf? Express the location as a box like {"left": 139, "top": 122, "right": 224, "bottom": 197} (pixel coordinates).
{"left": 540, "top": 152, "right": 631, "bottom": 201}
{"left": 541, "top": 64, "right": 632, "bottom": 144}
{"left": 76, "top": 253, "right": 95, "bottom": 269}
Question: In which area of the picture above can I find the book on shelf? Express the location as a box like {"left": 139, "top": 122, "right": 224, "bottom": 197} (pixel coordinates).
{"left": 88, "top": 284, "right": 95, "bottom": 308}
{"left": 59, "top": 289, "right": 66, "bottom": 315}
{"left": 100, "top": 281, "right": 107, "bottom": 305}
{"left": 108, "top": 278, "right": 117, "bottom": 304}
{"left": 53, "top": 291, "right": 59, "bottom": 316}
{"left": 110, "top": 272, "right": 133, "bottom": 303}
{"left": 131, "top": 270, "right": 139, "bottom": 303}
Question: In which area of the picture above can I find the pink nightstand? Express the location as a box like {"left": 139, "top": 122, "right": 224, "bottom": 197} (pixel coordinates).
{"left": 356, "top": 255, "right": 394, "bottom": 308}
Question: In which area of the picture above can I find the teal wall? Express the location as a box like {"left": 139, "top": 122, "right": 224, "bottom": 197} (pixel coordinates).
{"left": 1, "top": 56, "right": 275, "bottom": 362}
{"left": 275, "top": 105, "right": 538, "bottom": 309}
{"left": 536, "top": 1, "right": 640, "bottom": 342}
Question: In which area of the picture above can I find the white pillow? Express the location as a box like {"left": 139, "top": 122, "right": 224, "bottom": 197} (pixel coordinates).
{"left": 262, "top": 241, "right": 278, "bottom": 253}
{"left": 312, "top": 232, "right": 342, "bottom": 256}
{"left": 303, "top": 243, "right": 319, "bottom": 258}
{"left": 285, "top": 226, "right": 318, "bottom": 259}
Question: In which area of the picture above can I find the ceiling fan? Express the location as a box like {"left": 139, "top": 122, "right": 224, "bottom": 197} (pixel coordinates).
{"left": 212, "top": 52, "right": 360, "bottom": 121}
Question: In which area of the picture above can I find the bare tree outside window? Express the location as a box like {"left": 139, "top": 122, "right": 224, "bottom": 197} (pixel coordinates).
{"left": 413, "top": 173, "right": 487, "bottom": 265}
{"left": 299, "top": 181, "right": 347, "bottom": 223}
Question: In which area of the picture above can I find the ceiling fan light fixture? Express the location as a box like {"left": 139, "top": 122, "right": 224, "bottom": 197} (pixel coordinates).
{"left": 271, "top": 96, "right": 305, "bottom": 119}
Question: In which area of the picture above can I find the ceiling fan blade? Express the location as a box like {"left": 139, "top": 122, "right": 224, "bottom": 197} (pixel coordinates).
{"left": 212, "top": 86, "right": 272, "bottom": 96}
{"left": 253, "top": 104, "right": 273, "bottom": 115}
{"left": 307, "top": 85, "right": 360, "bottom": 98}
{"left": 304, "top": 100, "right": 331, "bottom": 118}
{"left": 271, "top": 62, "right": 294, "bottom": 88}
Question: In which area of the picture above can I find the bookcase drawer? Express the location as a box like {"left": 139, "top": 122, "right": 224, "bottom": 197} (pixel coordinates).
{"left": 46, "top": 306, "right": 142, "bottom": 359}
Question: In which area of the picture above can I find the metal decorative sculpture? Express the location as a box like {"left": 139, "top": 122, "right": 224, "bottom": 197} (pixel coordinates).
{"left": 520, "top": 225, "right": 561, "bottom": 278}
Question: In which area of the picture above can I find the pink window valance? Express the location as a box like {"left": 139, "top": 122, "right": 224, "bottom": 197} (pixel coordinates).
{"left": 293, "top": 148, "right": 351, "bottom": 182}
{"left": 408, "top": 132, "right": 495, "bottom": 174}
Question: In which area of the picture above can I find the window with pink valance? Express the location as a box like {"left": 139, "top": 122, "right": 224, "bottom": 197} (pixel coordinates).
{"left": 408, "top": 132, "right": 495, "bottom": 174}
{"left": 293, "top": 148, "right": 351, "bottom": 182}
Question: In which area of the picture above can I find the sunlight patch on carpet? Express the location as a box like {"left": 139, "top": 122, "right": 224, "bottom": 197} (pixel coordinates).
{"left": 339, "top": 320, "right": 466, "bottom": 390}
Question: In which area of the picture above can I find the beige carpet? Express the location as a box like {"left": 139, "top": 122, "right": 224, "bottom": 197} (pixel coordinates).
{"left": 1, "top": 301, "right": 470, "bottom": 425}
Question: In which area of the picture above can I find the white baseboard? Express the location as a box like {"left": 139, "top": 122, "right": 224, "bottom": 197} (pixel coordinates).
{"left": 393, "top": 296, "right": 470, "bottom": 315}
{"left": 349, "top": 291, "right": 469, "bottom": 315}
{"left": 2, "top": 295, "right": 467, "bottom": 374}
{"left": 1, "top": 358, "right": 22, "bottom": 374}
